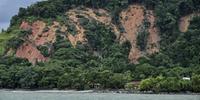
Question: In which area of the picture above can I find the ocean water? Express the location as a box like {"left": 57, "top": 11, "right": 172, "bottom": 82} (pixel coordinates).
{"left": 0, "top": 90, "right": 199, "bottom": 100}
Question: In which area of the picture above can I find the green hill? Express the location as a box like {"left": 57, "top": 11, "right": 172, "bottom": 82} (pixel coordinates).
{"left": 0, "top": 0, "right": 199, "bottom": 92}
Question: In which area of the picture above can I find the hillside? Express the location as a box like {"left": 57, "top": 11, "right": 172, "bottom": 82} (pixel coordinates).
{"left": 0, "top": 0, "right": 200, "bottom": 92}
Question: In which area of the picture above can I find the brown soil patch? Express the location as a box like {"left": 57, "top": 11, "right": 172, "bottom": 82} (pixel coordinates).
{"left": 119, "top": 5, "right": 159, "bottom": 63}
{"left": 66, "top": 7, "right": 122, "bottom": 47}
{"left": 179, "top": 15, "right": 191, "bottom": 32}
{"left": 146, "top": 11, "right": 160, "bottom": 54}
{"left": 20, "top": 21, "right": 31, "bottom": 30}
{"left": 120, "top": 5, "right": 145, "bottom": 63}
{"left": 83, "top": 8, "right": 121, "bottom": 38}
{"left": 31, "top": 21, "right": 46, "bottom": 38}
{"left": 18, "top": 21, "right": 61, "bottom": 64}
{"left": 179, "top": 13, "right": 200, "bottom": 32}
{"left": 33, "top": 21, "right": 59, "bottom": 46}
{"left": 16, "top": 43, "right": 47, "bottom": 65}
{"left": 21, "top": 21, "right": 59, "bottom": 46}
{"left": 83, "top": 8, "right": 112, "bottom": 25}
{"left": 65, "top": 5, "right": 159, "bottom": 63}
{"left": 17, "top": 5, "right": 160, "bottom": 64}
{"left": 66, "top": 11, "right": 87, "bottom": 47}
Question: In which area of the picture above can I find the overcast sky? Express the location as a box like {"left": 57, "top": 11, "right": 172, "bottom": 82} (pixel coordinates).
{"left": 0, "top": 0, "right": 42, "bottom": 31}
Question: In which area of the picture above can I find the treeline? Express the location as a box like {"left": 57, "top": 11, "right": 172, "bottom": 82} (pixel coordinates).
{"left": 0, "top": 62, "right": 131, "bottom": 89}
{"left": 139, "top": 75, "right": 200, "bottom": 93}
{"left": 0, "top": 57, "right": 199, "bottom": 91}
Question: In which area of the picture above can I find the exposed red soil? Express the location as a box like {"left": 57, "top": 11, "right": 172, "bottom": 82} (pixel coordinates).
{"left": 31, "top": 21, "right": 46, "bottom": 37}
{"left": 120, "top": 5, "right": 144, "bottom": 63}
{"left": 65, "top": 6, "right": 159, "bottom": 64}
{"left": 119, "top": 5, "right": 159, "bottom": 63}
{"left": 17, "top": 21, "right": 60, "bottom": 64}
{"left": 16, "top": 43, "right": 47, "bottom": 65}
{"left": 33, "top": 21, "right": 59, "bottom": 46}
{"left": 17, "top": 5, "right": 160, "bottom": 64}
{"left": 146, "top": 10, "right": 160, "bottom": 54}
{"left": 66, "top": 8, "right": 121, "bottom": 47}
{"left": 20, "top": 21, "right": 59, "bottom": 46}
{"left": 20, "top": 21, "right": 31, "bottom": 30}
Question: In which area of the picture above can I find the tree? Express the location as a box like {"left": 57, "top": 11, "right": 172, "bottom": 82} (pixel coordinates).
{"left": 149, "top": 53, "right": 173, "bottom": 67}
{"left": 192, "top": 74, "right": 200, "bottom": 92}
{"left": 58, "top": 73, "right": 73, "bottom": 89}
{"left": 179, "top": 1, "right": 194, "bottom": 16}
{"left": 192, "top": 0, "right": 200, "bottom": 11}
{"left": 6, "top": 37, "right": 24, "bottom": 50}
{"left": 0, "top": 65, "right": 9, "bottom": 88}
{"left": 18, "top": 67, "right": 39, "bottom": 88}
{"left": 134, "top": 63, "right": 157, "bottom": 79}
{"left": 37, "top": 63, "right": 64, "bottom": 88}
{"left": 137, "top": 31, "right": 149, "bottom": 51}
{"left": 139, "top": 77, "right": 155, "bottom": 91}
{"left": 179, "top": 80, "right": 191, "bottom": 91}
{"left": 110, "top": 73, "right": 128, "bottom": 89}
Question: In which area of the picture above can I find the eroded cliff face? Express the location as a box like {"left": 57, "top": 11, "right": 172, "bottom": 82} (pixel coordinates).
{"left": 65, "top": 7, "right": 121, "bottom": 47}
{"left": 179, "top": 13, "right": 200, "bottom": 32}
{"left": 146, "top": 11, "right": 160, "bottom": 55}
{"left": 119, "top": 5, "right": 159, "bottom": 63}
{"left": 20, "top": 21, "right": 59, "bottom": 46}
{"left": 16, "top": 5, "right": 160, "bottom": 64}
{"left": 16, "top": 43, "right": 47, "bottom": 64}
{"left": 18, "top": 21, "right": 60, "bottom": 64}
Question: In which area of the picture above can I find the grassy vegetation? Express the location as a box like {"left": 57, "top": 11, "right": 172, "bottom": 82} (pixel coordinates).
{"left": 0, "top": 32, "right": 16, "bottom": 55}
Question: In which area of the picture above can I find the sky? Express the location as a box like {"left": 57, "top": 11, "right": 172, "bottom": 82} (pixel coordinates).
{"left": 0, "top": 0, "right": 42, "bottom": 31}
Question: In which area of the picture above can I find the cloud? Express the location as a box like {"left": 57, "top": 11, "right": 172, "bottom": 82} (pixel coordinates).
{"left": 0, "top": 0, "right": 42, "bottom": 31}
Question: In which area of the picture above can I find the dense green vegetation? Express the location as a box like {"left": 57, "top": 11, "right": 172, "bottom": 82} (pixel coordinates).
{"left": 139, "top": 75, "right": 200, "bottom": 92}
{"left": 0, "top": 0, "right": 200, "bottom": 93}
{"left": 0, "top": 32, "right": 15, "bottom": 55}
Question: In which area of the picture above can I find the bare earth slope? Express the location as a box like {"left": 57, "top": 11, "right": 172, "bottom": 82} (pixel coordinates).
{"left": 119, "top": 5, "right": 159, "bottom": 63}
{"left": 16, "top": 5, "right": 160, "bottom": 64}
{"left": 179, "top": 13, "right": 200, "bottom": 32}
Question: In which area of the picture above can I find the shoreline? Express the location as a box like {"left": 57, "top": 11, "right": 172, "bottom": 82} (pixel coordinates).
{"left": 0, "top": 89, "right": 199, "bottom": 95}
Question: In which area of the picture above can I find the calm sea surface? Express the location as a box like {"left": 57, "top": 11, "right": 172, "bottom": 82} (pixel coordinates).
{"left": 0, "top": 90, "right": 199, "bottom": 100}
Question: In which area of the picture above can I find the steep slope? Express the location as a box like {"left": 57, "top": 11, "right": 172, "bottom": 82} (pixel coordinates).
{"left": 17, "top": 21, "right": 60, "bottom": 64}
{"left": 119, "top": 5, "right": 159, "bottom": 63}
{"left": 65, "top": 7, "right": 120, "bottom": 46}
{"left": 15, "top": 5, "right": 159, "bottom": 64}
